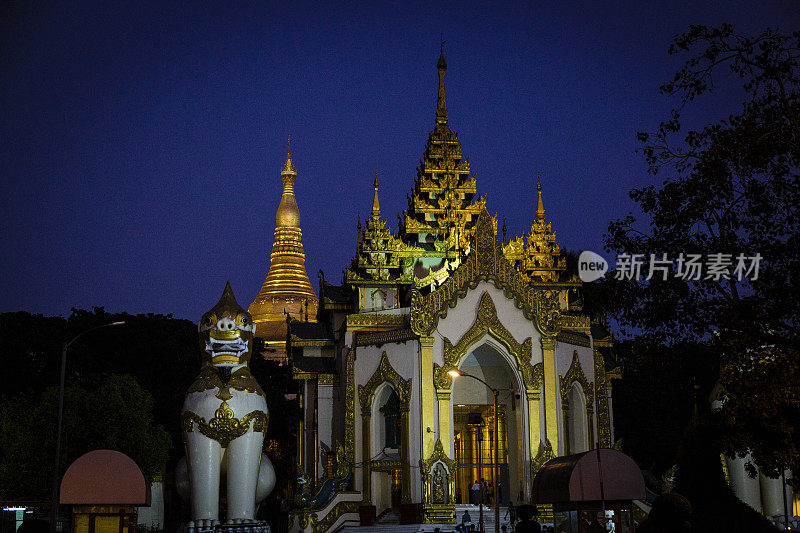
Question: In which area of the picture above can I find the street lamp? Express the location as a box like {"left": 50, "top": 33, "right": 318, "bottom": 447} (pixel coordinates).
{"left": 50, "top": 321, "right": 125, "bottom": 533}
{"left": 449, "top": 368, "right": 500, "bottom": 533}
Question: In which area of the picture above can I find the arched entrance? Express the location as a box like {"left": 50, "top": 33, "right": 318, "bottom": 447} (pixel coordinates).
{"left": 450, "top": 341, "right": 525, "bottom": 506}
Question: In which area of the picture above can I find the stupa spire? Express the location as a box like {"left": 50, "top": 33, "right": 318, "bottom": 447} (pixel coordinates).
{"left": 282, "top": 136, "right": 296, "bottom": 175}
{"left": 436, "top": 34, "right": 448, "bottom": 125}
{"left": 372, "top": 171, "right": 381, "bottom": 220}
{"left": 536, "top": 172, "right": 546, "bottom": 221}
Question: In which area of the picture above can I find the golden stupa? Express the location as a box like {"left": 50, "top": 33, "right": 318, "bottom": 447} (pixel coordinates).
{"left": 249, "top": 139, "right": 318, "bottom": 360}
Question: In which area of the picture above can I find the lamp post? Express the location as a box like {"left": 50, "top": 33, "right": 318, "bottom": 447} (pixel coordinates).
{"left": 449, "top": 369, "right": 500, "bottom": 533}
{"left": 50, "top": 321, "right": 125, "bottom": 533}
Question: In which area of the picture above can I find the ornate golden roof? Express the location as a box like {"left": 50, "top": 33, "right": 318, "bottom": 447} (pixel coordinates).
{"left": 347, "top": 174, "right": 417, "bottom": 284}
{"left": 502, "top": 176, "right": 567, "bottom": 284}
{"left": 249, "top": 139, "right": 318, "bottom": 346}
{"left": 402, "top": 47, "right": 485, "bottom": 260}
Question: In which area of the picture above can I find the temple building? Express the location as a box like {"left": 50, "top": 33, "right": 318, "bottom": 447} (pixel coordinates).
{"left": 284, "top": 49, "right": 618, "bottom": 532}
{"left": 249, "top": 141, "right": 319, "bottom": 362}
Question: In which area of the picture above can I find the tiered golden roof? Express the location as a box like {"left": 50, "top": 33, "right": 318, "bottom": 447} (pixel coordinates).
{"left": 347, "top": 174, "right": 414, "bottom": 284}
{"left": 249, "top": 140, "right": 318, "bottom": 354}
{"left": 401, "top": 46, "right": 486, "bottom": 260}
{"left": 345, "top": 48, "right": 566, "bottom": 294}
{"left": 502, "top": 177, "right": 567, "bottom": 284}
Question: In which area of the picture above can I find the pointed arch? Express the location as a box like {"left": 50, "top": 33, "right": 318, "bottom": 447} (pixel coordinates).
{"left": 358, "top": 351, "right": 412, "bottom": 413}
{"left": 559, "top": 351, "right": 595, "bottom": 453}
{"left": 559, "top": 351, "right": 594, "bottom": 407}
{"left": 433, "top": 291, "right": 540, "bottom": 391}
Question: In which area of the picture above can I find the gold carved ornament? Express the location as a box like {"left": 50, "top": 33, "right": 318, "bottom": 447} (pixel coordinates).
{"left": 410, "top": 210, "right": 563, "bottom": 342}
{"left": 559, "top": 350, "right": 595, "bottom": 410}
{"left": 308, "top": 500, "right": 360, "bottom": 533}
{"left": 181, "top": 401, "right": 268, "bottom": 447}
{"left": 593, "top": 348, "right": 612, "bottom": 447}
{"left": 357, "top": 351, "right": 412, "bottom": 412}
{"left": 356, "top": 328, "right": 417, "bottom": 348}
{"left": 344, "top": 348, "right": 356, "bottom": 474}
{"left": 186, "top": 365, "right": 265, "bottom": 399}
{"left": 432, "top": 291, "right": 539, "bottom": 392}
{"left": 419, "top": 439, "right": 457, "bottom": 506}
{"left": 530, "top": 438, "right": 555, "bottom": 478}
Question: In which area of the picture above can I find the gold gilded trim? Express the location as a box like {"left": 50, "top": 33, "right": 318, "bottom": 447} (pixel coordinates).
{"left": 555, "top": 330, "right": 591, "bottom": 347}
{"left": 531, "top": 438, "right": 555, "bottom": 478}
{"left": 358, "top": 351, "right": 412, "bottom": 411}
{"left": 558, "top": 314, "right": 591, "bottom": 333}
{"left": 355, "top": 328, "right": 417, "bottom": 347}
{"left": 344, "top": 348, "right": 356, "bottom": 472}
{"left": 210, "top": 330, "right": 241, "bottom": 340}
{"left": 594, "top": 348, "right": 612, "bottom": 447}
{"left": 181, "top": 401, "right": 268, "bottom": 447}
{"left": 290, "top": 337, "right": 335, "bottom": 347}
{"left": 347, "top": 313, "right": 405, "bottom": 328}
{"left": 318, "top": 373, "right": 336, "bottom": 386}
{"left": 410, "top": 210, "right": 563, "bottom": 340}
{"left": 211, "top": 355, "right": 240, "bottom": 365}
{"left": 433, "top": 291, "right": 538, "bottom": 391}
{"left": 420, "top": 438, "right": 456, "bottom": 472}
{"left": 559, "top": 351, "right": 595, "bottom": 409}
{"left": 308, "top": 499, "right": 360, "bottom": 533}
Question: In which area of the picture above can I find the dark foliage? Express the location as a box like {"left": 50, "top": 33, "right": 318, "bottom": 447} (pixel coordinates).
{"left": 674, "top": 417, "right": 779, "bottom": 532}
{"left": 603, "top": 24, "right": 800, "bottom": 479}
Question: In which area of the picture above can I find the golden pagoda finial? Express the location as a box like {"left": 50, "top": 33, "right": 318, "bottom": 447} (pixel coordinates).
{"left": 276, "top": 139, "right": 300, "bottom": 227}
{"left": 435, "top": 35, "right": 448, "bottom": 125}
{"left": 282, "top": 135, "right": 296, "bottom": 175}
{"left": 372, "top": 170, "right": 381, "bottom": 220}
{"left": 536, "top": 172, "right": 545, "bottom": 221}
{"left": 248, "top": 138, "right": 318, "bottom": 348}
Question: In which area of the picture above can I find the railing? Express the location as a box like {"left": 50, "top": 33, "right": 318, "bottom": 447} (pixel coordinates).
{"left": 188, "top": 522, "right": 271, "bottom": 533}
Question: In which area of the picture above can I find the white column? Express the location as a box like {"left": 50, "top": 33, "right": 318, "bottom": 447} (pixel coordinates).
{"left": 318, "top": 381, "right": 334, "bottom": 478}
{"left": 726, "top": 454, "right": 762, "bottom": 513}
{"left": 137, "top": 480, "right": 164, "bottom": 529}
{"left": 760, "top": 470, "right": 792, "bottom": 521}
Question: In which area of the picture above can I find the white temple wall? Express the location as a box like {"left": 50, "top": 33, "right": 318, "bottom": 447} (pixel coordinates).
{"left": 371, "top": 470, "right": 392, "bottom": 514}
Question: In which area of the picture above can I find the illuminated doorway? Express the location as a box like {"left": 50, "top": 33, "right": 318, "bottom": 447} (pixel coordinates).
{"left": 453, "top": 404, "right": 509, "bottom": 505}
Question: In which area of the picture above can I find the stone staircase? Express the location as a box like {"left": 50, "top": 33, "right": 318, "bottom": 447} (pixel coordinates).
{"left": 339, "top": 505, "right": 512, "bottom": 533}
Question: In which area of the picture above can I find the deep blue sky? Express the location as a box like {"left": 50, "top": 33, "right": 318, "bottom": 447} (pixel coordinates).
{"left": 2, "top": 1, "right": 797, "bottom": 321}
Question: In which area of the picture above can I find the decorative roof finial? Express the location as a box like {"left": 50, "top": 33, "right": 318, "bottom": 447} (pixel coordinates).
{"left": 436, "top": 35, "right": 448, "bottom": 125}
{"left": 372, "top": 170, "right": 381, "bottom": 220}
{"left": 282, "top": 135, "right": 296, "bottom": 175}
{"left": 536, "top": 172, "right": 545, "bottom": 221}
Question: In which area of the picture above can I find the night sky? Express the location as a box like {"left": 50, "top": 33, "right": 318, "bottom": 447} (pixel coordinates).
{"left": 2, "top": 1, "right": 797, "bottom": 321}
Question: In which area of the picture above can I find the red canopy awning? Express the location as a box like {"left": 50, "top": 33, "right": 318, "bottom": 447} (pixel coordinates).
{"left": 532, "top": 449, "right": 645, "bottom": 503}
{"left": 60, "top": 450, "right": 148, "bottom": 505}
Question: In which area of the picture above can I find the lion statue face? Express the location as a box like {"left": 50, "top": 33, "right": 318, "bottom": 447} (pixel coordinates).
{"left": 199, "top": 281, "right": 256, "bottom": 368}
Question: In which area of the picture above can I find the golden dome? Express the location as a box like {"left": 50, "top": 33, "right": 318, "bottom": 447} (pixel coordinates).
{"left": 276, "top": 175, "right": 301, "bottom": 227}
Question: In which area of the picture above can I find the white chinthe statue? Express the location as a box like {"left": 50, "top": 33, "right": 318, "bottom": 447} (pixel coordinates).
{"left": 179, "top": 282, "right": 276, "bottom": 529}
